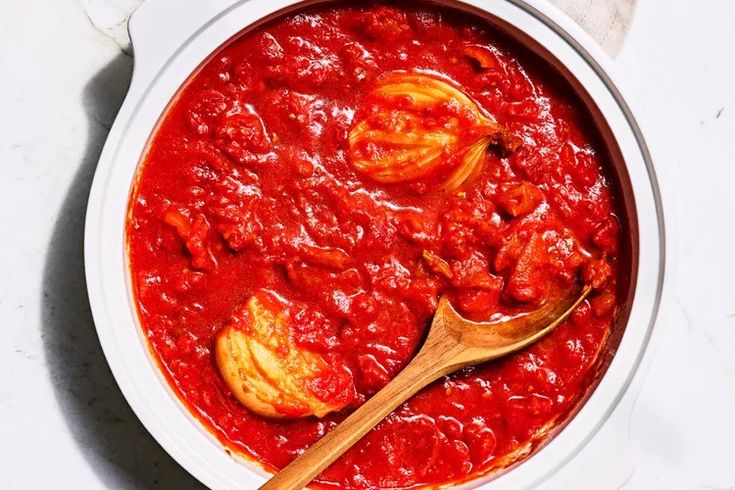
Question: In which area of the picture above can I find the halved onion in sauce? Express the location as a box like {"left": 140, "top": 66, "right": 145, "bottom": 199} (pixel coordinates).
{"left": 215, "top": 291, "right": 355, "bottom": 418}
{"left": 348, "top": 72, "right": 519, "bottom": 191}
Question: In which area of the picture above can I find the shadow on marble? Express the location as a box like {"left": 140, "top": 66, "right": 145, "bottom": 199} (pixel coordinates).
{"left": 41, "top": 53, "right": 204, "bottom": 490}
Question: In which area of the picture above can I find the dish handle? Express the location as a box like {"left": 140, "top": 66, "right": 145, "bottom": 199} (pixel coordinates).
{"left": 126, "top": 0, "right": 234, "bottom": 95}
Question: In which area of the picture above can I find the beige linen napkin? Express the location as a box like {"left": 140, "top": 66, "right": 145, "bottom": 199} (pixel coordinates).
{"left": 553, "top": 0, "right": 637, "bottom": 56}
{"left": 82, "top": 0, "right": 636, "bottom": 57}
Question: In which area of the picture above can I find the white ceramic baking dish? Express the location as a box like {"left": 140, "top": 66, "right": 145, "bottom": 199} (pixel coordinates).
{"left": 84, "top": 0, "right": 665, "bottom": 488}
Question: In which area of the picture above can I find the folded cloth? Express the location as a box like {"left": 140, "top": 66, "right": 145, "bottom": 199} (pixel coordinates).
{"left": 80, "top": 0, "right": 636, "bottom": 57}
{"left": 552, "top": 0, "right": 637, "bottom": 56}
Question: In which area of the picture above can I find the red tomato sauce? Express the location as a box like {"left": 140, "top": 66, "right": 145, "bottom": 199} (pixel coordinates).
{"left": 128, "top": 2, "right": 627, "bottom": 488}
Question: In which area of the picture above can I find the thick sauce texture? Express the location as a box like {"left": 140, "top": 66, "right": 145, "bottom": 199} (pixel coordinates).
{"left": 128, "top": 3, "right": 625, "bottom": 488}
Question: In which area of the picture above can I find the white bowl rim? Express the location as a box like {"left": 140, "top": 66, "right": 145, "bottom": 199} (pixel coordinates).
{"left": 84, "top": 0, "right": 666, "bottom": 488}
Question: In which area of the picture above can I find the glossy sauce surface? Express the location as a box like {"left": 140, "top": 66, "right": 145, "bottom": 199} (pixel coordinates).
{"left": 128, "top": 3, "right": 625, "bottom": 488}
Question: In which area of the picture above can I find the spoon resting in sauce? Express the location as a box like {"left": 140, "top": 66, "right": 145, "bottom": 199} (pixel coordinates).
{"left": 260, "top": 283, "right": 592, "bottom": 490}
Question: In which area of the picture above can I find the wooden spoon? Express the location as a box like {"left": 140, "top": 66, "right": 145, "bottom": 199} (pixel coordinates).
{"left": 260, "top": 283, "right": 592, "bottom": 490}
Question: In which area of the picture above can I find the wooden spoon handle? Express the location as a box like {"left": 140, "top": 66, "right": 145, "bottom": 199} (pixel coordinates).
{"left": 259, "top": 349, "right": 445, "bottom": 490}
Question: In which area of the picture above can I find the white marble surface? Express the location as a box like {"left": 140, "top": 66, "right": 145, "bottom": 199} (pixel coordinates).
{"left": 1, "top": 1, "right": 734, "bottom": 489}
